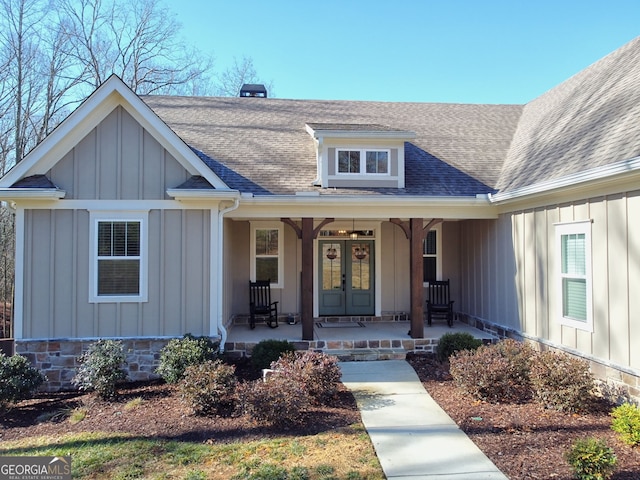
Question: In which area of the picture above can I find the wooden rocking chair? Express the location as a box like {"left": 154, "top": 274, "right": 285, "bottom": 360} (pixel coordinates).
{"left": 249, "top": 280, "right": 279, "bottom": 329}
{"left": 426, "top": 280, "right": 454, "bottom": 327}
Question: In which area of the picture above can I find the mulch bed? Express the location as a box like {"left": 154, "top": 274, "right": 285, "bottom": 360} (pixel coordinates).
{"left": 1, "top": 355, "right": 638, "bottom": 480}
{"left": 0, "top": 357, "right": 359, "bottom": 444}
{"left": 406, "top": 353, "right": 640, "bottom": 480}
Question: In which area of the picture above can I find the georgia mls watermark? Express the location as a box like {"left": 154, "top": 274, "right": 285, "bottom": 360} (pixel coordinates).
{"left": 0, "top": 456, "right": 71, "bottom": 480}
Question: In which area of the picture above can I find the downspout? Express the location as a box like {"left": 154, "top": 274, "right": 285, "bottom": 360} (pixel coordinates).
{"left": 216, "top": 197, "right": 239, "bottom": 352}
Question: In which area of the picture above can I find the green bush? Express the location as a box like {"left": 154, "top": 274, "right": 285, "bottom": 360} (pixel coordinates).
{"left": 180, "top": 359, "right": 237, "bottom": 416}
{"left": 565, "top": 437, "right": 617, "bottom": 480}
{"left": 270, "top": 351, "right": 341, "bottom": 405}
{"left": 156, "top": 334, "right": 219, "bottom": 384}
{"left": 611, "top": 402, "right": 640, "bottom": 446}
{"left": 249, "top": 339, "right": 296, "bottom": 371}
{"left": 530, "top": 351, "right": 595, "bottom": 412}
{"left": 0, "top": 353, "right": 45, "bottom": 409}
{"left": 449, "top": 339, "right": 535, "bottom": 403}
{"left": 436, "top": 332, "right": 482, "bottom": 362}
{"left": 237, "top": 375, "right": 309, "bottom": 426}
{"left": 72, "top": 339, "right": 127, "bottom": 399}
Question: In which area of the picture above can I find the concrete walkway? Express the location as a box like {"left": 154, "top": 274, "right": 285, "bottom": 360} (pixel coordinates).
{"left": 339, "top": 360, "right": 508, "bottom": 480}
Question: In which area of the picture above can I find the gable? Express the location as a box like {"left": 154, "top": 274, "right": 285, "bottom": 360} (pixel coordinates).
{"left": 0, "top": 75, "right": 229, "bottom": 196}
{"left": 49, "top": 106, "right": 194, "bottom": 200}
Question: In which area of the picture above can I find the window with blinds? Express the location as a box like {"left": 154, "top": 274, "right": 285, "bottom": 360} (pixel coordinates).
{"left": 556, "top": 221, "right": 592, "bottom": 331}
{"left": 89, "top": 211, "right": 148, "bottom": 303}
{"left": 97, "top": 221, "right": 141, "bottom": 295}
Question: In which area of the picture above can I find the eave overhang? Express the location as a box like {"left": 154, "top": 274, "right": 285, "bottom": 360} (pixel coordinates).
{"left": 305, "top": 123, "right": 416, "bottom": 141}
{"left": 230, "top": 193, "right": 497, "bottom": 220}
{"left": 0, "top": 188, "right": 66, "bottom": 201}
{"left": 490, "top": 155, "right": 640, "bottom": 210}
{"left": 166, "top": 188, "right": 240, "bottom": 202}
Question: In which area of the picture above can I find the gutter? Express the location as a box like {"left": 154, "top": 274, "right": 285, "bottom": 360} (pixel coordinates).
{"left": 489, "top": 155, "right": 640, "bottom": 205}
{"left": 216, "top": 197, "right": 240, "bottom": 352}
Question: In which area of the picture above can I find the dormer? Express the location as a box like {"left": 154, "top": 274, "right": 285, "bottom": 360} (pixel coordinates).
{"left": 305, "top": 123, "right": 416, "bottom": 189}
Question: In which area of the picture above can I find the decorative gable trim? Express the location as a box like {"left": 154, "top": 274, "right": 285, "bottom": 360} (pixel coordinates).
{"left": 0, "top": 75, "right": 229, "bottom": 191}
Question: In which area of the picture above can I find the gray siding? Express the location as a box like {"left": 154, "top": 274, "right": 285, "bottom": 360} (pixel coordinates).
{"left": 22, "top": 209, "right": 211, "bottom": 339}
{"left": 49, "top": 106, "right": 190, "bottom": 198}
{"left": 459, "top": 190, "right": 640, "bottom": 372}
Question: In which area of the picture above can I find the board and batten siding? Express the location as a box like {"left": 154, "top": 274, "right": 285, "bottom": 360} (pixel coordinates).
{"left": 459, "top": 190, "right": 640, "bottom": 373}
{"left": 22, "top": 208, "right": 211, "bottom": 340}
{"left": 19, "top": 105, "right": 215, "bottom": 340}
{"left": 49, "top": 106, "right": 190, "bottom": 199}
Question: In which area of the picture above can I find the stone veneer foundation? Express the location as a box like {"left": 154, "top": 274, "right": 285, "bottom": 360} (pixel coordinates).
{"left": 15, "top": 338, "right": 175, "bottom": 392}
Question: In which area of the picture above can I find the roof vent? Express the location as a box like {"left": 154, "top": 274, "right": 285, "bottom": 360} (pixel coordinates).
{"left": 240, "top": 84, "right": 267, "bottom": 98}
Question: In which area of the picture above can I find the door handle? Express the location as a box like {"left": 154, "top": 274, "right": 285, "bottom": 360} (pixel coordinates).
{"left": 342, "top": 274, "right": 346, "bottom": 291}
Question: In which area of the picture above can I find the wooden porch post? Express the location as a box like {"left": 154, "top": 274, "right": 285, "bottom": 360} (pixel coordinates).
{"left": 301, "top": 218, "right": 314, "bottom": 340}
{"left": 281, "top": 217, "right": 334, "bottom": 341}
{"left": 391, "top": 218, "right": 443, "bottom": 339}
{"left": 409, "top": 218, "right": 424, "bottom": 339}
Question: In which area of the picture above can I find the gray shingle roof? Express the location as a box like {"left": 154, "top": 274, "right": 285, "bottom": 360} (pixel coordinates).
{"left": 143, "top": 36, "right": 640, "bottom": 198}
{"left": 497, "top": 36, "right": 640, "bottom": 192}
{"left": 143, "top": 96, "right": 522, "bottom": 196}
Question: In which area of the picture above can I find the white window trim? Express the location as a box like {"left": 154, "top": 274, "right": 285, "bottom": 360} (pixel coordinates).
{"left": 89, "top": 210, "right": 149, "bottom": 303}
{"left": 250, "top": 222, "right": 283, "bottom": 288}
{"left": 555, "top": 220, "right": 593, "bottom": 332}
{"left": 336, "top": 148, "right": 391, "bottom": 176}
{"left": 423, "top": 225, "right": 442, "bottom": 285}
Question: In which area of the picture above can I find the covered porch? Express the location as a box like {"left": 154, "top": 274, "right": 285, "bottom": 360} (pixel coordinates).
{"left": 223, "top": 319, "right": 498, "bottom": 360}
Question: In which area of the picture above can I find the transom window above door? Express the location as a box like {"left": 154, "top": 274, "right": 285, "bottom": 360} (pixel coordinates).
{"left": 337, "top": 149, "right": 390, "bottom": 175}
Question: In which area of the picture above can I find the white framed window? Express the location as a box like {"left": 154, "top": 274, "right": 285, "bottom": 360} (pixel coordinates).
{"left": 89, "top": 211, "right": 148, "bottom": 303}
{"left": 422, "top": 226, "right": 442, "bottom": 284}
{"left": 555, "top": 221, "right": 592, "bottom": 331}
{"left": 337, "top": 149, "right": 389, "bottom": 175}
{"left": 250, "top": 222, "right": 283, "bottom": 288}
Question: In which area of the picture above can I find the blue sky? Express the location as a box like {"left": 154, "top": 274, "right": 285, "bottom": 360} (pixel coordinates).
{"left": 171, "top": 0, "right": 639, "bottom": 104}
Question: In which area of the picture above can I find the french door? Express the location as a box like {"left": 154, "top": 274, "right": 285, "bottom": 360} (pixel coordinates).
{"left": 318, "top": 240, "right": 374, "bottom": 316}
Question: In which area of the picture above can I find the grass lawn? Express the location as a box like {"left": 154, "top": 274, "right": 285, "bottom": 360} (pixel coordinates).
{"left": 0, "top": 423, "right": 384, "bottom": 480}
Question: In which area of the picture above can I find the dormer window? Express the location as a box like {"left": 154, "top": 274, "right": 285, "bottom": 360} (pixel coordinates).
{"left": 306, "top": 123, "right": 415, "bottom": 189}
{"left": 338, "top": 149, "right": 389, "bottom": 175}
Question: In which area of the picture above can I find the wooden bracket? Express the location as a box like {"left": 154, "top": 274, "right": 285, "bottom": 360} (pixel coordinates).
{"left": 281, "top": 218, "right": 334, "bottom": 239}
{"left": 390, "top": 218, "right": 410, "bottom": 239}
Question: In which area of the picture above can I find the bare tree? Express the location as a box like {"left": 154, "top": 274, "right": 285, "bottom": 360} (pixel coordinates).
{"left": 60, "top": 0, "right": 213, "bottom": 95}
{"left": 0, "top": 0, "right": 273, "bottom": 334}
{"left": 215, "top": 55, "right": 274, "bottom": 97}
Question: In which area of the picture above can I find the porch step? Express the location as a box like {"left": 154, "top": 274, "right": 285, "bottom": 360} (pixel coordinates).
{"left": 323, "top": 348, "right": 406, "bottom": 361}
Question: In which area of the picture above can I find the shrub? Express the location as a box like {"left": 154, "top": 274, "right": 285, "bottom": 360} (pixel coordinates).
{"left": 249, "top": 339, "right": 296, "bottom": 371}
{"left": 436, "top": 332, "right": 482, "bottom": 362}
{"left": 530, "top": 351, "right": 595, "bottom": 412}
{"left": 565, "top": 437, "right": 617, "bottom": 480}
{"left": 180, "top": 359, "right": 237, "bottom": 416}
{"left": 0, "top": 353, "right": 45, "bottom": 409}
{"left": 237, "top": 375, "right": 309, "bottom": 426}
{"left": 72, "top": 339, "right": 127, "bottom": 399}
{"left": 270, "top": 351, "right": 341, "bottom": 405}
{"left": 611, "top": 402, "right": 640, "bottom": 446}
{"left": 449, "top": 339, "right": 534, "bottom": 403}
{"left": 156, "top": 334, "right": 219, "bottom": 384}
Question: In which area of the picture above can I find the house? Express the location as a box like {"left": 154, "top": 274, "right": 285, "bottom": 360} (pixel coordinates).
{"left": 0, "top": 36, "right": 639, "bottom": 396}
